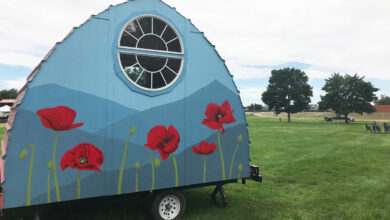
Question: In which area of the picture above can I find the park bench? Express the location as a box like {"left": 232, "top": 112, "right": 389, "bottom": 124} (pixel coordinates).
{"left": 372, "top": 122, "right": 381, "bottom": 134}
{"left": 365, "top": 124, "right": 373, "bottom": 133}
{"left": 384, "top": 122, "right": 389, "bottom": 134}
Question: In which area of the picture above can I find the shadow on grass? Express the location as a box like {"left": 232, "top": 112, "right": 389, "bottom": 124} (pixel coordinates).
{"left": 37, "top": 194, "right": 150, "bottom": 220}
{"left": 15, "top": 187, "right": 221, "bottom": 220}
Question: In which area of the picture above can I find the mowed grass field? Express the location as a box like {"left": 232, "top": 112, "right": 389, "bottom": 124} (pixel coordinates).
{"left": 257, "top": 111, "right": 390, "bottom": 121}
{"left": 1, "top": 115, "right": 390, "bottom": 219}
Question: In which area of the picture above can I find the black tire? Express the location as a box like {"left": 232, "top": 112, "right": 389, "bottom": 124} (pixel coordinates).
{"left": 151, "top": 190, "right": 186, "bottom": 220}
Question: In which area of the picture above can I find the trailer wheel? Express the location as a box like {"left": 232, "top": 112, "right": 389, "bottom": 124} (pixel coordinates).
{"left": 151, "top": 190, "right": 186, "bottom": 220}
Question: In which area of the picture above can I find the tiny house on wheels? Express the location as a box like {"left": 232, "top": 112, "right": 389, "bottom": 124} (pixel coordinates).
{"left": 0, "top": 0, "right": 261, "bottom": 219}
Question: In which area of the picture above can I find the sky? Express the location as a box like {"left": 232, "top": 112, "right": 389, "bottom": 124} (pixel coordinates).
{"left": 0, "top": 0, "right": 389, "bottom": 106}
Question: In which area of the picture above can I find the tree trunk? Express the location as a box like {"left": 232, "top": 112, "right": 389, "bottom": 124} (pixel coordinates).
{"left": 345, "top": 113, "right": 349, "bottom": 124}
{"left": 288, "top": 112, "right": 291, "bottom": 123}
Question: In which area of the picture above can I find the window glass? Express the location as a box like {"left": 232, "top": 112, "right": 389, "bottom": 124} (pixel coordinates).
{"left": 137, "top": 55, "right": 167, "bottom": 72}
{"left": 167, "top": 58, "right": 182, "bottom": 73}
{"left": 138, "top": 17, "right": 152, "bottom": 34}
{"left": 137, "top": 35, "right": 167, "bottom": 51}
{"left": 120, "top": 32, "right": 137, "bottom": 47}
{"left": 161, "top": 26, "right": 176, "bottom": 42}
{"left": 125, "top": 21, "right": 143, "bottom": 39}
{"left": 161, "top": 67, "right": 177, "bottom": 84}
{"left": 124, "top": 65, "right": 143, "bottom": 82}
{"left": 167, "top": 39, "right": 182, "bottom": 53}
{"left": 153, "top": 18, "right": 166, "bottom": 36}
{"left": 153, "top": 72, "right": 166, "bottom": 89}
{"left": 120, "top": 54, "right": 137, "bottom": 67}
{"left": 137, "top": 71, "right": 152, "bottom": 88}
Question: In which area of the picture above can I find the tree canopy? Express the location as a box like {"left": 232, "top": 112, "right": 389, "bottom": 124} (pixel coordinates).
{"left": 261, "top": 68, "right": 313, "bottom": 122}
{"left": 0, "top": 89, "right": 18, "bottom": 100}
{"left": 319, "top": 73, "right": 378, "bottom": 122}
{"left": 374, "top": 95, "right": 390, "bottom": 105}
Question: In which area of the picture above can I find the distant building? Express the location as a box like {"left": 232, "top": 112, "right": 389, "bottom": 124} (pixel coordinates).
{"left": 374, "top": 105, "right": 390, "bottom": 112}
{"left": 0, "top": 99, "right": 15, "bottom": 107}
{"left": 0, "top": 101, "right": 12, "bottom": 122}
{"left": 307, "top": 104, "right": 319, "bottom": 112}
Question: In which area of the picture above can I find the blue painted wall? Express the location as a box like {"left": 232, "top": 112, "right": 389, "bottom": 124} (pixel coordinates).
{"left": 3, "top": 0, "right": 250, "bottom": 209}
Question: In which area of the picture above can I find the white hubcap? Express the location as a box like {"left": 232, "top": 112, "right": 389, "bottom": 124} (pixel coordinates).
{"left": 159, "top": 195, "right": 180, "bottom": 220}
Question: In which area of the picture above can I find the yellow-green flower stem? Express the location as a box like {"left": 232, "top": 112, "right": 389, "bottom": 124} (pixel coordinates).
{"left": 52, "top": 131, "right": 61, "bottom": 201}
{"left": 77, "top": 170, "right": 81, "bottom": 199}
{"left": 217, "top": 130, "right": 225, "bottom": 180}
{"left": 47, "top": 166, "right": 51, "bottom": 203}
{"left": 135, "top": 161, "right": 140, "bottom": 192}
{"left": 135, "top": 170, "right": 139, "bottom": 192}
{"left": 229, "top": 142, "right": 241, "bottom": 179}
{"left": 117, "top": 127, "right": 134, "bottom": 195}
{"left": 20, "top": 144, "right": 35, "bottom": 206}
{"left": 203, "top": 156, "right": 207, "bottom": 183}
{"left": 238, "top": 163, "right": 243, "bottom": 180}
{"left": 150, "top": 157, "right": 155, "bottom": 190}
{"left": 171, "top": 154, "right": 179, "bottom": 186}
{"left": 150, "top": 156, "right": 159, "bottom": 190}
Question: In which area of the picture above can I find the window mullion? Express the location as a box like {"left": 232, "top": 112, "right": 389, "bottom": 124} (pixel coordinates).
{"left": 160, "top": 24, "right": 168, "bottom": 37}
{"left": 151, "top": 72, "right": 153, "bottom": 89}
{"left": 166, "top": 37, "right": 178, "bottom": 44}
{"left": 118, "top": 48, "right": 183, "bottom": 58}
{"left": 160, "top": 71, "right": 168, "bottom": 85}
{"left": 166, "top": 66, "right": 177, "bottom": 75}
{"left": 136, "top": 19, "right": 145, "bottom": 35}
{"left": 135, "top": 70, "right": 144, "bottom": 84}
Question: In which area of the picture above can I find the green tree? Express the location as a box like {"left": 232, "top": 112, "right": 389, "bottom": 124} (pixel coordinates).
{"left": 319, "top": 73, "right": 378, "bottom": 123}
{"left": 374, "top": 95, "right": 390, "bottom": 105}
{"left": 0, "top": 89, "right": 18, "bottom": 100}
{"left": 261, "top": 68, "right": 313, "bottom": 122}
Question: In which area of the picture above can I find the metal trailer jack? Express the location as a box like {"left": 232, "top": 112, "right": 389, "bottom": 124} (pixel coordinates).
{"left": 211, "top": 185, "right": 228, "bottom": 208}
{"left": 211, "top": 165, "right": 262, "bottom": 208}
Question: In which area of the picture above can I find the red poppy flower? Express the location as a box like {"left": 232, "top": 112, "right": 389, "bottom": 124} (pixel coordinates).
{"left": 60, "top": 143, "right": 104, "bottom": 172}
{"left": 144, "top": 125, "right": 180, "bottom": 160}
{"left": 201, "top": 100, "right": 236, "bottom": 134}
{"left": 37, "top": 106, "right": 84, "bottom": 131}
{"left": 192, "top": 141, "right": 216, "bottom": 155}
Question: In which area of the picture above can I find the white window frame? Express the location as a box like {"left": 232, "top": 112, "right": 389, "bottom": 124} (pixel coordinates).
{"left": 118, "top": 15, "right": 184, "bottom": 91}
{"left": 117, "top": 52, "right": 184, "bottom": 92}
{"left": 118, "top": 15, "right": 184, "bottom": 55}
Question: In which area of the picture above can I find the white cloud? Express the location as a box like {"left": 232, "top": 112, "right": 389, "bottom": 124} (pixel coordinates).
{"left": 1, "top": 78, "right": 26, "bottom": 90}
{"left": 238, "top": 87, "right": 266, "bottom": 106}
{"left": 0, "top": 0, "right": 126, "bottom": 68}
{"left": 0, "top": 0, "right": 389, "bottom": 106}
{"left": 312, "top": 88, "right": 326, "bottom": 104}
{"left": 165, "top": 0, "right": 390, "bottom": 80}
{"left": 304, "top": 67, "right": 333, "bottom": 79}
{"left": 0, "top": 52, "right": 41, "bottom": 68}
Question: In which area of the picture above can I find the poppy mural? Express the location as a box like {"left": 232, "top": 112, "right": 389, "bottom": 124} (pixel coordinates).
{"left": 145, "top": 125, "right": 180, "bottom": 186}
{"left": 0, "top": 0, "right": 251, "bottom": 211}
{"left": 60, "top": 143, "right": 104, "bottom": 199}
{"left": 36, "top": 106, "right": 84, "bottom": 202}
{"left": 192, "top": 141, "right": 217, "bottom": 183}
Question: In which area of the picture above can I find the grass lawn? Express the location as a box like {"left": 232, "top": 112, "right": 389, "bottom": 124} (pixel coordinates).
{"left": 3, "top": 117, "right": 390, "bottom": 219}
{"left": 256, "top": 111, "right": 390, "bottom": 121}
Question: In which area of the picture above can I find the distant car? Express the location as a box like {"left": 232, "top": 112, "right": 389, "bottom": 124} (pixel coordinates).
{"left": 324, "top": 115, "right": 355, "bottom": 122}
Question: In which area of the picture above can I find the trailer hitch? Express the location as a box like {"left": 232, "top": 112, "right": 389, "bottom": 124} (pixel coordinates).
{"left": 211, "top": 184, "right": 227, "bottom": 208}
{"left": 242, "top": 165, "right": 262, "bottom": 184}
{"left": 250, "top": 165, "right": 262, "bottom": 182}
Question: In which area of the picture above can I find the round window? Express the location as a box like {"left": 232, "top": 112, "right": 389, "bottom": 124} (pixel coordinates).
{"left": 118, "top": 15, "right": 183, "bottom": 91}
